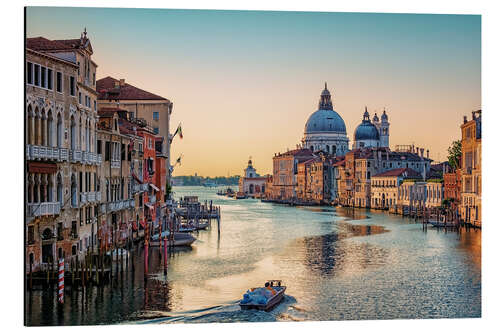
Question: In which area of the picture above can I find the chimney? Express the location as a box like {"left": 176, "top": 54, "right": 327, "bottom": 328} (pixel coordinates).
{"left": 420, "top": 148, "right": 424, "bottom": 158}
{"left": 119, "top": 79, "right": 125, "bottom": 86}
{"left": 426, "top": 149, "right": 429, "bottom": 159}
{"left": 463, "top": 115, "right": 467, "bottom": 124}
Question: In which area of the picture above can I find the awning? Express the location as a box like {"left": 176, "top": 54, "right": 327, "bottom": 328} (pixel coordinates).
{"left": 139, "top": 219, "right": 146, "bottom": 229}
{"left": 132, "top": 221, "right": 138, "bottom": 231}
{"left": 149, "top": 183, "right": 159, "bottom": 192}
{"left": 28, "top": 161, "right": 57, "bottom": 174}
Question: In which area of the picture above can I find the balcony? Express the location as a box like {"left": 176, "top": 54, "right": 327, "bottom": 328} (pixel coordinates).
{"left": 80, "top": 192, "right": 87, "bottom": 205}
{"left": 111, "top": 160, "right": 121, "bottom": 169}
{"left": 133, "top": 183, "right": 148, "bottom": 193}
{"left": 82, "top": 191, "right": 102, "bottom": 203}
{"left": 81, "top": 152, "right": 102, "bottom": 165}
{"left": 105, "top": 199, "right": 132, "bottom": 212}
{"left": 70, "top": 150, "right": 82, "bottom": 163}
{"left": 27, "top": 202, "right": 61, "bottom": 218}
{"left": 26, "top": 144, "right": 69, "bottom": 162}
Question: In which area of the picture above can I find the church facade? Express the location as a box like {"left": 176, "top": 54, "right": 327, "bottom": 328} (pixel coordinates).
{"left": 238, "top": 158, "right": 269, "bottom": 198}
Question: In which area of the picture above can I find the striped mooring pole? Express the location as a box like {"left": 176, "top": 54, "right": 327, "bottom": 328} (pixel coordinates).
{"left": 58, "top": 258, "right": 64, "bottom": 304}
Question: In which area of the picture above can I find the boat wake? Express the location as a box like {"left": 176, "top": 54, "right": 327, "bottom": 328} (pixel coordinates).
{"left": 130, "top": 295, "right": 300, "bottom": 324}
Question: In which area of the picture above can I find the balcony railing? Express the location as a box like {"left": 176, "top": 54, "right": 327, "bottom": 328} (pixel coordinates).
{"left": 80, "top": 192, "right": 87, "bottom": 205}
{"left": 111, "top": 160, "right": 121, "bottom": 169}
{"left": 70, "top": 150, "right": 82, "bottom": 163}
{"left": 133, "top": 183, "right": 148, "bottom": 193}
{"left": 105, "top": 199, "right": 134, "bottom": 212}
{"left": 26, "top": 144, "right": 69, "bottom": 162}
{"left": 70, "top": 150, "right": 102, "bottom": 165}
{"left": 27, "top": 202, "right": 61, "bottom": 218}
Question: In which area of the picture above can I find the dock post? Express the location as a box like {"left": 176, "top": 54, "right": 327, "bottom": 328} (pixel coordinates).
{"left": 144, "top": 240, "right": 149, "bottom": 280}
{"left": 163, "top": 237, "right": 168, "bottom": 275}
{"left": 46, "top": 257, "right": 50, "bottom": 285}
{"left": 71, "top": 257, "right": 74, "bottom": 286}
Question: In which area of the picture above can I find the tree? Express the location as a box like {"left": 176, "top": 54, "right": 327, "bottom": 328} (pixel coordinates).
{"left": 447, "top": 140, "right": 462, "bottom": 171}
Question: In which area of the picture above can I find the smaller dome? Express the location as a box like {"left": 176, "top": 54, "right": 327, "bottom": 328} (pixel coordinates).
{"left": 354, "top": 109, "right": 380, "bottom": 141}
{"left": 373, "top": 113, "right": 379, "bottom": 122}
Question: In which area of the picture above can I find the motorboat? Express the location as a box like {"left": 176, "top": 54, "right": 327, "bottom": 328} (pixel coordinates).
{"left": 239, "top": 280, "right": 286, "bottom": 311}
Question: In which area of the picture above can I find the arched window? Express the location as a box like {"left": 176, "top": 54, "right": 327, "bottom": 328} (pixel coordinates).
{"left": 106, "top": 179, "right": 110, "bottom": 202}
{"left": 331, "top": 145, "right": 337, "bottom": 156}
{"left": 57, "top": 113, "right": 63, "bottom": 148}
{"left": 27, "top": 105, "right": 33, "bottom": 145}
{"left": 47, "top": 110, "right": 53, "bottom": 147}
{"left": 71, "top": 174, "right": 77, "bottom": 207}
{"left": 326, "top": 145, "right": 330, "bottom": 154}
{"left": 34, "top": 107, "right": 40, "bottom": 145}
{"left": 310, "top": 146, "right": 314, "bottom": 151}
{"left": 47, "top": 175, "right": 53, "bottom": 202}
{"left": 78, "top": 118, "right": 82, "bottom": 150}
{"left": 57, "top": 174, "right": 63, "bottom": 205}
{"left": 70, "top": 115, "right": 76, "bottom": 150}
{"left": 41, "top": 109, "right": 47, "bottom": 146}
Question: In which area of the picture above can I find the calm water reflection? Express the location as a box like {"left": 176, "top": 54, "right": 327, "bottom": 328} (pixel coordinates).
{"left": 26, "top": 186, "right": 481, "bottom": 325}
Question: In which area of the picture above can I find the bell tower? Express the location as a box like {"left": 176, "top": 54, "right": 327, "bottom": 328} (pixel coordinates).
{"left": 379, "top": 108, "right": 390, "bottom": 148}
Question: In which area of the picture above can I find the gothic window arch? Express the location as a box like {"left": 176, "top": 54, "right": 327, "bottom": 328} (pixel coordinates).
{"left": 70, "top": 115, "right": 76, "bottom": 150}
{"left": 27, "top": 105, "right": 34, "bottom": 145}
{"left": 47, "top": 110, "right": 54, "bottom": 147}
{"left": 71, "top": 174, "right": 77, "bottom": 207}
{"left": 57, "top": 173, "right": 63, "bottom": 205}
{"left": 34, "top": 107, "right": 41, "bottom": 146}
{"left": 57, "top": 112, "right": 63, "bottom": 148}
{"left": 41, "top": 109, "right": 47, "bottom": 146}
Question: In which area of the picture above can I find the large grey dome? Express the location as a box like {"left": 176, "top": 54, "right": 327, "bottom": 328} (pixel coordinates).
{"left": 354, "top": 120, "right": 380, "bottom": 141}
{"left": 305, "top": 109, "right": 347, "bottom": 134}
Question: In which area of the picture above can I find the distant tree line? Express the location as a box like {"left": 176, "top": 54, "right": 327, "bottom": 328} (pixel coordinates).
{"left": 172, "top": 175, "right": 240, "bottom": 186}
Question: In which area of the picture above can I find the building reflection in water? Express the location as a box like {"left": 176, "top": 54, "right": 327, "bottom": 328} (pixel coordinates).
{"left": 297, "top": 223, "right": 389, "bottom": 277}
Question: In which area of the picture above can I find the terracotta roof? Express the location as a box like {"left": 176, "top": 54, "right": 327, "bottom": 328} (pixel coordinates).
{"left": 96, "top": 76, "right": 169, "bottom": 101}
{"left": 276, "top": 148, "right": 314, "bottom": 158}
{"left": 373, "top": 168, "right": 422, "bottom": 178}
{"left": 27, "top": 36, "right": 90, "bottom": 52}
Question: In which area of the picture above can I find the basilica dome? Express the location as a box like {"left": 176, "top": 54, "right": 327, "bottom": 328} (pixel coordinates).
{"left": 304, "top": 83, "right": 346, "bottom": 134}
{"left": 305, "top": 109, "right": 346, "bottom": 134}
{"left": 302, "top": 83, "right": 350, "bottom": 156}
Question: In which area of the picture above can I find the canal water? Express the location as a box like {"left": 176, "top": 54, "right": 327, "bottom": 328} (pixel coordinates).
{"left": 25, "top": 186, "right": 481, "bottom": 325}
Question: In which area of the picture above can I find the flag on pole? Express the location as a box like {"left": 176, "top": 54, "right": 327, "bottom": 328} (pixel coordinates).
{"left": 173, "top": 123, "right": 183, "bottom": 140}
{"left": 175, "top": 155, "right": 182, "bottom": 166}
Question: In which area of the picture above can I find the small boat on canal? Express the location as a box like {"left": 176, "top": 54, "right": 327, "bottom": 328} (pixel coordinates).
{"left": 239, "top": 280, "right": 286, "bottom": 311}
{"left": 235, "top": 192, "right": 247, "bottom": 199}
{"left": 428, "top": 215, "right": 458, "bottom": 228}
{"left": 150, "top": 231, "right": 197, "bottom": 246}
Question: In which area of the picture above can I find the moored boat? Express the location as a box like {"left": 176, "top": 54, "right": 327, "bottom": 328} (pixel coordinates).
{"left": 235, "top": 192, "right": 247, "bottom": 199}
{"left": 239, "top": 280, "right": 286, "bottom": 311}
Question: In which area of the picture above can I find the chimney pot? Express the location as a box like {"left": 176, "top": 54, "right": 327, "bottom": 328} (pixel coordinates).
{"left": 119, "top": 79, "right": 125, "bottom": 86}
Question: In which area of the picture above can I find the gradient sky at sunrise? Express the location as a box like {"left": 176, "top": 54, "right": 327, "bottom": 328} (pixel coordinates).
{"left": 26, "top": 7, "right": 481, "bottom": 177}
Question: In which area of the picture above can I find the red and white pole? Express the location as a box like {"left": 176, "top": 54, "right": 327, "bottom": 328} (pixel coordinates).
{"left": 58, "top": 258, "right": 64, "bottom": 304}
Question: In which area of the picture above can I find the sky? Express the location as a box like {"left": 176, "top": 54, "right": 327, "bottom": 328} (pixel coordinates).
{"left": 26, "top": 7, "right": 481, "bottom": 177}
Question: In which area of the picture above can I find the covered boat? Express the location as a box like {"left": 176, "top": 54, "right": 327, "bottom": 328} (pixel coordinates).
{"left": 239, "top": 280, "right": 286, "bottom": 311}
